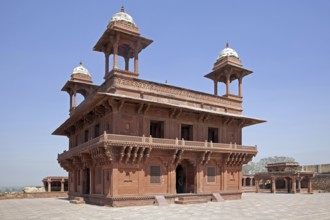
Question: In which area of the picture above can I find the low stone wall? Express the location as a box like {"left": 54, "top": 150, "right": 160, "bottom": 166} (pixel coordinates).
{"left": 312, "top": 174, "right": 330, "bottom": 192}
{"left": 302, "top": 164, "right": 330, "bottom": 174}
{"left": 0, "top": 192, "right": 68, "bottom": 200}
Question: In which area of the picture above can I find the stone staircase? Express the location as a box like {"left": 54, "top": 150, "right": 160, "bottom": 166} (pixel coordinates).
{"left": 69, "top": 197, "right": 85, "bottom": 204}
{"left": 175, "top": 196, "right": 208, "bottom": 205}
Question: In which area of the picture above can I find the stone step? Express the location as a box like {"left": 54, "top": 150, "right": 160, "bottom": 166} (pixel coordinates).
{"left": 175, "top": 197, "right": 208, "bottom": 205}
{"left": 70, "top": 199, "right": 85, "bottom": 204}
{"left": 70, "top": 197, "right": 85, "bottom": 204}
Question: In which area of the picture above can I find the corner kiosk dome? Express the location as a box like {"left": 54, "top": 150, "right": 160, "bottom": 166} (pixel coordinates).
{"left": 109, "top": 6, "right": 136, "bottom": 26}
{"left": 72, "top": 62, "right": 91, "bottom": 76}
{"left": 71, "top": 62, "right": 93, "bottom": 83}
{"left": 217, "top": 43, "right": 239, "bottom": 60}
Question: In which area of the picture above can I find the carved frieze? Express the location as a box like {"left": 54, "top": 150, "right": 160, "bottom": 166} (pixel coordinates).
{"left": 114, "top": 77, "right": 241, "bottom": 109}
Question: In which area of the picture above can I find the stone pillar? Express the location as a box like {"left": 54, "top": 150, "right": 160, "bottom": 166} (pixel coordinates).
{"left": 226, "top": 74, "right": 230, "bottom": 95}
{"left": 214, "top": 80, "right": 218, "bottom": 96}
{"left": 284, "top": 178, "right": 288, "bottom": 192}
{"left": 297, "top": 177, "right": 301, "bottom": 193}
{"left": 307, "top": 178, "right": 313, "bottom": 193}
{"left": 292, "top": 177, "right": 296, "bottom": 193}
{"left": 69, "top": 93, "right": 73, "bottom": 110}
{"left": 238, "top": 77, "right": 243, "bottom": 97}
{"left": 47, "top": 179, "right": 51, "bottom": 192}
{"left": 238, "top": 171, "right": 242, "bottom": 191}
{"left": 90, "top": 168, "right": 93, "bottom": 195}
{"left": 125, "top": 57, "right": 129, "bottom": 71}
{"left": 134, "top": 51, "right": 139, "bottom": 74}
{"left": 271, "top": 178, "right": 276, "bottom": 193}
{"left": 242, "top": 178, "right": 246, "bottom": 187}
{"left": 255, "top": 179, "right": 259, "bottom": 193}
{"left": 105, "top": 51, "right": 110, "bottom": 76}
{"left": 73, "top": 90, "right": 77, "bottom": 108}
{"left": 61, "top": 178, "right": 65, "bottom": 192}
{"left": 113, "top": 43, "right": 118, "bottom": 69}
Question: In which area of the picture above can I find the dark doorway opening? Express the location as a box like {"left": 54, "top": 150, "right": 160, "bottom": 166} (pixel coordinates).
{"left": 83, "top": 168, "right": 90, "bottom": 194}
{"left": 176, "top": 165, "right": 185, "bottom": 193}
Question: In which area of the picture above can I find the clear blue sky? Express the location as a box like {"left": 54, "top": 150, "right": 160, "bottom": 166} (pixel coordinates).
{"left": 0, "top": 1, "right": 329, "bottom": 187}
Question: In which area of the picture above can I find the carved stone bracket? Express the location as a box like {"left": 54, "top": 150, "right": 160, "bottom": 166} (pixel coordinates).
{"left": 172, "top": 149, "right": 184, "bottom": 165}
{"left": 119, "top": 146, "right": 151, "bottom": 164}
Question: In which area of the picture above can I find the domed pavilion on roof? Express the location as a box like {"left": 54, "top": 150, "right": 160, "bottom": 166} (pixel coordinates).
{"left": 53, "top": 7, "right": 266, "bottom": 207}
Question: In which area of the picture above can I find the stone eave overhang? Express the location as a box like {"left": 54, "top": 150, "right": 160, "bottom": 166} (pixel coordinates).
{"left": 204, "top": 63, "right": 252, "bottom": 81}
{"left": 99, "top": 92, "right": 266, "bottom": 125}
{"left": 61, "top": 80, "right": 98, "bottom": 92}
{"left": 52, "top": 91, "right": 265, "bottom": 136}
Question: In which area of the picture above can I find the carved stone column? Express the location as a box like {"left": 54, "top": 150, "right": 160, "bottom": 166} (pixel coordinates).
{"left": 297, "top": 177, "right": 301, "bottom": 193}
{"left": 104, "top": 51, "right": 110, "bottom": 77}
{"left": 284, "top": 178, "right": 288, "bottom": 192}
{"left": 134, "top": 51, "right": 139, "bottom": 74}
{"left": 226, "top": 73, "right": 230, "bottom": 95}
{"left": 90, "top": 168, "right": 94, "bottom": 195}
{"left": 60, "top": 178, "right": 65, "bottom": 192}
{"left": 292, "top": 177, "right": 296, "bottom": 194}
{"left": 307, "top": 177, "right": 313, "bottom": 193}
{"left": 113, "top": 43, "right": 118, "bottom": 69}
{"left": 47, "top": 178, "right": 51, "bottom": 192}
{"left": 271, "top": 178, "right": 276, "bottom": 194}
{"left": 238, "top": 76, "right": 243, "bottom": 97}
{"left": 214, "top": 80, "right": 218, "bottom": 96}
{"left": 125, "top": 57, "right": 129, "bottom": 71}
{"left": 255, "top": 179, "right": 259, "bottom": 193}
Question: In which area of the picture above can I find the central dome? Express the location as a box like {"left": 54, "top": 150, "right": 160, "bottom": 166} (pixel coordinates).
{"left": 109, "top": 6, "right": 136, "bottom": 26}
{"left": 217, "top": 43, "right": 239, "bottom": 60}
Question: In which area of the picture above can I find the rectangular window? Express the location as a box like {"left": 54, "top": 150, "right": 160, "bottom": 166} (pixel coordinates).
{"left": 208, "top": 128, "right": 219, "bottom": 143}
{"left": 181, "top": 124, "right": 193, "bottom": 141}
{"left": 150, "top": 121, "right": 164, "bottom": 138}
{"left": 207, "top": 167, "right": 216, "bottom": 183}
{"left": 94, "top": 124, "right": 100, "bottom": 138}
{"left": 84, "top": 130, "right": 89, "bottom": 142}
{"left": 150, "top": 166, "right": 161, "bottom": 184}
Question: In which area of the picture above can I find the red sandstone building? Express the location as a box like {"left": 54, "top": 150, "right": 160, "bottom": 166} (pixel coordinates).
{"left": 53, "top": 7, "right": 265, "bottom": 206}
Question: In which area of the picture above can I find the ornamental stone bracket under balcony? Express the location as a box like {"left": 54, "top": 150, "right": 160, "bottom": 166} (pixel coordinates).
{"left": 58, "top": 132, "right": 257, "bottom": 161}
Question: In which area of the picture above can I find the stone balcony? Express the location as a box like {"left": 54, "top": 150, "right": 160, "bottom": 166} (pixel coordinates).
{"left": 58, "top": 132, "right": 257, "bottom": 161}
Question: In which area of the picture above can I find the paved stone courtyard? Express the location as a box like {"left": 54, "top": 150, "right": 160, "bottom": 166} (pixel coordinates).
{"left": 0, "top": 193, "right": 330, "bottom": 220}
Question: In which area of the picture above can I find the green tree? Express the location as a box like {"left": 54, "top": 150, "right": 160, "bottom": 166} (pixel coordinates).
{"left": 243, "top": 156, "right": 295, "bottom": 174}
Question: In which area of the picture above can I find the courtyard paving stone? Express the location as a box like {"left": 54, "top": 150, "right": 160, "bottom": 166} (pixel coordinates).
{"left": 0, "top": 193, "right": 330, "bottom": 220}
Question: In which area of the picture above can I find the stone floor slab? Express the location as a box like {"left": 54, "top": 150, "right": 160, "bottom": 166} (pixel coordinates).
{"left": 0, "top": 193, "right": 330, "bottom": 220}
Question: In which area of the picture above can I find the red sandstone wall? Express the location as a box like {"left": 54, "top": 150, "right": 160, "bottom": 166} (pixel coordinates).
{"left": 312, "top": 174, "right": 330, "bottom": 192}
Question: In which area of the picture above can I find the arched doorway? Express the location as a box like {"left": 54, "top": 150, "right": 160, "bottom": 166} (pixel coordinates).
{"left": 176, "top": 165, "right": 185, "bottom": 193}
{"left": 83, "top": 168, "right": 90, "bottom": 194}
{"left": 175, "top": 160, "right": 196, "bottom": 194}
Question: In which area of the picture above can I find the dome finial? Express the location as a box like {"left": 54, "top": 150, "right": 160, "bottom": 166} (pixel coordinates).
{"left": 121, "top": 6, "right": 125, "bottom": 12}
{"left": 226, "top": 42, "right": 229, "bottom": 48}
{"left": 79, "top": 61, "right": 83, "bottom": 66}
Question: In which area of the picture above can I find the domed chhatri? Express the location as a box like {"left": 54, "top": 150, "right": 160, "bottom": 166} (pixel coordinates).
{"left": 72, "top": 62, "right": 91, "bottom": 76}
{"left": 109, "top": 6, "right": 136, "bottom": 26}
{"left": 217, "top": 43, "right": 239, "bottom": 60}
